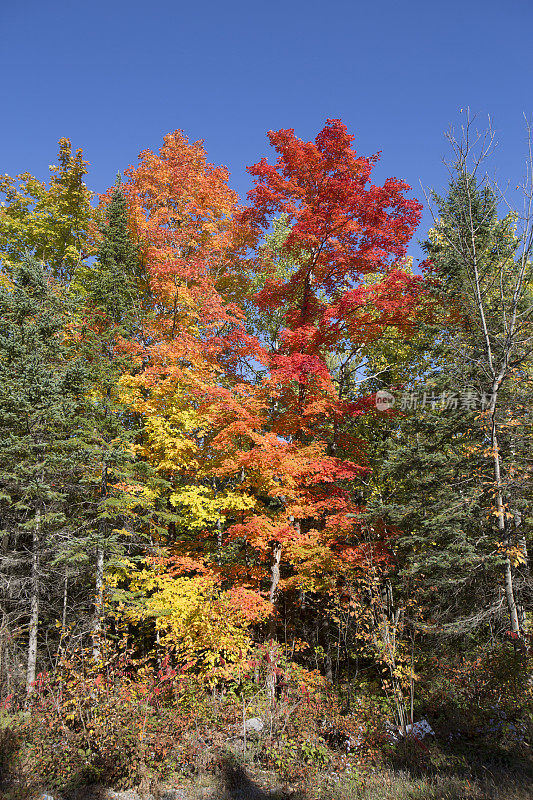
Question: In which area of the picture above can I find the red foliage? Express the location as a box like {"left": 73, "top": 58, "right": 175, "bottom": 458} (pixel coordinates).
{"left": 222, "top": 120, "right": 427, "bottom": 589}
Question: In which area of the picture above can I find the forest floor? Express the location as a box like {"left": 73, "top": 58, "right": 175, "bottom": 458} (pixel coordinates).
{"left": 30, "top": 750, "right": 533, "bottom": 800}
{"left": 155, "top": 762, "right": 533, "bottom": 800}
{"left": 3, "top": 705, "right": 531, "bottom": 800}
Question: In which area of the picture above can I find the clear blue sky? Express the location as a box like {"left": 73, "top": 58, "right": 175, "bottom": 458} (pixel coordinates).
{"left": 2, "top": 0, "right": 533, "bottom": 262}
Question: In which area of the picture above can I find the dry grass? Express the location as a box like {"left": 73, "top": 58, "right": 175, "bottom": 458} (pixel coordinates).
{"left": 174, "top": 751, "right": 533, "bottom": 800}
{"left": 320, "top": 768, "right": 532, "bottom": 800}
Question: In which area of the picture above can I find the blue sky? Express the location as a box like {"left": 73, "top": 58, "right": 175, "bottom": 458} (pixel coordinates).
{"left": 2, "top": 0, "right": 533, "bottom": 262}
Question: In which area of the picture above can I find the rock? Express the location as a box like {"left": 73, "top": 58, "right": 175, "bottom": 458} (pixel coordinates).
{"left": 384, "top": 717, "right": 435, "bottom": 742}
{"left": 384, "top": 720, "right": 400, "bottom": 743}
{"left": 345, "top": 726, "right": 364, "bottom": 751}
{"left": 244, "top": 716, "right": 264, "bottom": 734}
{"left": 405, "top": 718, "right": 435, "bottom": 739}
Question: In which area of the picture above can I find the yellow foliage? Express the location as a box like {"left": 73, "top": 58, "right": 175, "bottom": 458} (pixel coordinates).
{"left": 123, "top": 560, "right": 271, "bottom": 677}
{"left": 168, "top": 486, "right": 256, "bottom": 531}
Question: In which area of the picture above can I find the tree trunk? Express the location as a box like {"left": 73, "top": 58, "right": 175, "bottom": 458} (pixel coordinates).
{"left": 377, "top": 579, "right": 408, "bottom": 733}
{"left": 503, "top": 556, "right": 520, "bottom": 634}
{"left": 62, "top": 566, "right": 68, "bottom": 630}
{"left": 322, "top": 616, "right": 334, "bottom": 683}
{"left": 268, "top": 542, "right": 282, "bottom": 639}
{"left": 93, "top": 543, "right": 104, "bottom": 659}
{"left": 265, "top": 542, "right": 282, "bottom": 704}
{"left": 513, "top": 510, "right": 528, "bottom": 634}
{"left": 26, "top": 509, "right": 40, "bottom": 698}
{"left": 93, "top": 462, "right": 107, "bottom": 659}
{"left": 490, "top": 398, "right": 521, "bottom": 634}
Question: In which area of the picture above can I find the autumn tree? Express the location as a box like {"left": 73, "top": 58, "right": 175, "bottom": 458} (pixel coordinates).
{"left": 110, "top": 132, "right": 271, "bottom": 668}
{"left": 0, "top": 139, "right": 95, "bottom": 283}
{"left": 223, "top": 119, "right": 425, "bottom": 656}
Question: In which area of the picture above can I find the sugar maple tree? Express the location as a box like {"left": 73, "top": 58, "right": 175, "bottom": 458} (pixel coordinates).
{"left": 111, "top": 133, "right": 273, "bottom": 663}
{"left": 115, "top": 130, "right": 259, "bottom": 466}
{"left": 222, "top": 119, "right": 425, "bottom": 621}
{"left": 120, "top": 129, "right": 242, "bottom": 324}
{"left": 243, "top": 118, "right": 423, "bottom": 436}
{"left": 115, "top": 129, "right": 262, "bottom": 507}
{"left": 109, "top": 121, "right": 426, "bottom": 671}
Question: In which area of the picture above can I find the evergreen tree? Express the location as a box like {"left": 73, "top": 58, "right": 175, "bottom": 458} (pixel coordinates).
{"left": 77, "top": 182, "right": 152, "bottom": 655}
{"left": 83, "top": 179, "right": 142, "bottom": 331}
{"left": 370, "top": 173, "right": 532, "bottom": 641}
{"left": 0, "top": 256, "right": 93, "bottom": 694}
{"left": 426, "top": 173, "right": 532, "bottom": 635}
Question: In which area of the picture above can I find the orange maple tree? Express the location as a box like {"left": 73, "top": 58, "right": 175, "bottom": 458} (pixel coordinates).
{"left": 111, "top": 122, "right": 426, "bottom": 661}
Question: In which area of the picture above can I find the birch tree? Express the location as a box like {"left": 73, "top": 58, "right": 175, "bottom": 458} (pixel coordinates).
{"left": 424, "top": 115, "right": 533, "bottom": 636}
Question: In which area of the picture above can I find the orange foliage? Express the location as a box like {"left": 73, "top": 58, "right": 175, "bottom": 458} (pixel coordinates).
{"left": 108, "top": 121, "right": 426, "bottom": 644}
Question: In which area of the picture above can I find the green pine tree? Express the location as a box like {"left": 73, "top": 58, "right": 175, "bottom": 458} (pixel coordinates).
{"left": 84, "top": 180, "right": 142, "bottom": 331}
{"left": 77, "top": 182, "right": 153, "bottom": 656}
{"left": 0, "top": 255, "right": 94, "bottom": 694}
{"left": 369, "top": 174, "right": 532, "bottom": 641}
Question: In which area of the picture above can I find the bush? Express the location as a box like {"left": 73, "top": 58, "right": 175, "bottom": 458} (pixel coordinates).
{"left": 0, "top": 726, "right": 19, "bottom": 788}
{"left": 20, "top": 646, "right": 212, "bottom": 791}
{"left": 0, "top": 715, "right": 38, "bottom": 800}
{"left": 417, "top": 643, "right": 533, "bottom": 745}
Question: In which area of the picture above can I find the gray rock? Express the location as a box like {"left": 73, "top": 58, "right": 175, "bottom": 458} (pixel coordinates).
{"left": 244, "top": 716, "right": 264, "bottom": 734}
